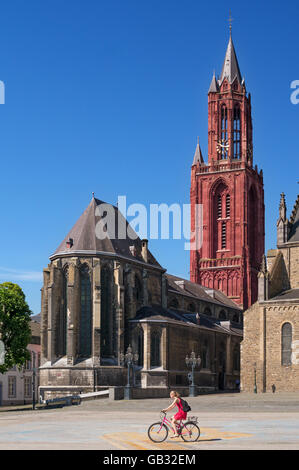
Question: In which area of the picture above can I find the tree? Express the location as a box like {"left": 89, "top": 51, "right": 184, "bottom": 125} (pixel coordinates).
{"left": 0, "top": 282, "right": 32, "bottom": 374}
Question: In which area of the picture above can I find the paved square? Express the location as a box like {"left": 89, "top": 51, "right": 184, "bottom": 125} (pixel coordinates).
{"left": 1, "top": 393, "right": 299, "bottom": 450}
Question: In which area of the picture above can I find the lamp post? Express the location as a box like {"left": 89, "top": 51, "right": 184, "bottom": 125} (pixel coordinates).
{"left": 120, "top": 345, "right": 139, "bottom": 400}
{"left": 253, "top": 362, "right": 257, "bottom": 394}
{"left": 185, "top": 351, "right": 201, "bottom": 397}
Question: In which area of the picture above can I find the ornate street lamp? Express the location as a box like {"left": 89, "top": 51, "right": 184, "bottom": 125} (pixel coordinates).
{"left": 185, "top": 351, "right": 201, "bottom": 397}
{"left": 120, "top": 345, "right": 139, "bottom": 400}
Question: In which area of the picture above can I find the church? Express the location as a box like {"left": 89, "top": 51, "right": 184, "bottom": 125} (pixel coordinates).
{"left": 39, "top": 30, "right": 263, "bottom": 399}
{"left": 241, "top": 193, "right": 299, "bottom": 392}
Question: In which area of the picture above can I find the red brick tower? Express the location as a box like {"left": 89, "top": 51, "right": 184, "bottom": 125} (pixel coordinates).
{"left": 190, "top": 31, "right": 265, "bottom": 309}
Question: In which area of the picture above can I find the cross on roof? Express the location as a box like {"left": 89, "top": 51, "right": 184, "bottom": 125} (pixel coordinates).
{"left": 228, "top": 11, "right": 234, "bottom": 35}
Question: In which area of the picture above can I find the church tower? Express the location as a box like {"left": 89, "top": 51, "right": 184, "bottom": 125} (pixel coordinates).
{"left": 190, "top": 30, "right": 265, "bottom": 309}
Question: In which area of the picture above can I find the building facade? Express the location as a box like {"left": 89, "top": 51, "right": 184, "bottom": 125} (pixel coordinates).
{"left": 190, "top": 32, "right": 265, "bottom": 310}
{"left": 0, "top": 319, "right": 41, "bottom": 406}
{"left": 39, "top": 196, "right": 242, "bottom": 399}
{"left": 241, "top": 193, "right": 299, "bottom": 392}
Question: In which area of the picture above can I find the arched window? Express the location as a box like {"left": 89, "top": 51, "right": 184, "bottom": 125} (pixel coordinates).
{"left": 226, "top": 194, "right": 230, "bottom": 218}
{"left": 220, "top": 106, "right": 228, "bottom": 159}
{"left": 101, "top": 265, "right": 112, "bottom": 358}
{"left": 281, "top": 323, "right": 292, "bottom": 366}
{"left": 150, "top": 331, "right": 161, "bottom": 368}
{"left": 79, "top": 264, "right": 92, "bottom": 357}
{"left": 219, "top": 310, "right": 227, "bottom": 320}
{"left": 133, "top": 327, "right": 144, "bottom": 367}
{"left": 221, "top": 222, "right": 227, "bottom": 249}
{"left": 134, "top": 275, "right": 142, "bottom": 306}
{"left": 204, "top": 306, "right": 212, "bottom": 316}
{"left": 217, "top": 194, "right": 222, "bottom": 219}
{"left": 233, "top": 106, "right": 241, "bottom": 159}
{"left": 58, "top": 267, "right": 68, "bottom": 357}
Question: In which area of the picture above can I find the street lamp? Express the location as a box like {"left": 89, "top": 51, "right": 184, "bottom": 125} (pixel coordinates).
{"left": 120, "top": 345, "right": 139, "bottom": 400}
{"left": 185, "top": 351, "right": 201, "bottom": 397}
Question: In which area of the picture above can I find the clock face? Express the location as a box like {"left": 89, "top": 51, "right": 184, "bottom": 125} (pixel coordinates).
{"left": 216, "top": 139, "right": 229, "bottom": 154}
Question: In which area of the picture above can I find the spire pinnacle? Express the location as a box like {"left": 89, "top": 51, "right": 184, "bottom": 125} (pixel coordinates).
{"left": 192, "top": 138, "right": 204, "bottom": 166}
{"left": 228, "top": 11, "right": 233, "bottom": 37}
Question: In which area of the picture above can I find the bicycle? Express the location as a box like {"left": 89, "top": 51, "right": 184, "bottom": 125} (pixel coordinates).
{"left": 147, "top": 411, "right": 200, "bottom": 443}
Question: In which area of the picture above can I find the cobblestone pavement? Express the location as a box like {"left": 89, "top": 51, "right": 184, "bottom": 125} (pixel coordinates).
{"left": 1, "top": 393, "right": 299, "bottom": 450}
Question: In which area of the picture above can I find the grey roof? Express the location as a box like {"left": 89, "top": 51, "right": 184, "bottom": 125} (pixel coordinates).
{"left": 208, "top": 73, "right": 219, "bottom": 93}
{"left": 192, "top": 140, "right": 204, "bottom": 166}
{"left": 288, "top": 194, "right": 299, "bottom": 243}
{"left": 270, "top": 288, "right": 299, "bottom": 302}
{"left": 219, "top": 35, "right": 242, "bottom": 85}
{"left": 52, "top": 197, "right": 163, "bottom": 268}
{"left": 166, "top": 273, "right": 242, "bottom": 311}
{"left": 132, "top": 305, "right": 242, "bottom": 336}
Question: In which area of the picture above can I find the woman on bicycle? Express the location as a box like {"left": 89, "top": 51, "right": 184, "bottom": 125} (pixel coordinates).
{"left": 161, "top": 390, "right": 187, "bottom": 437}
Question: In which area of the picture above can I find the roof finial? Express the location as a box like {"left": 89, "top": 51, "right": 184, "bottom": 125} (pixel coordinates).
{"left": 92, "top": 192, "right": 95, "bottom": 199}
{"left": 228, "top": 10, "right": 233, "bottom": 36}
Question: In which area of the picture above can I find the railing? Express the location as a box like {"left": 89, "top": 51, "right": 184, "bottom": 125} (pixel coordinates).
{"left": 199, "top": 257, "right": 241, "bottom": 269}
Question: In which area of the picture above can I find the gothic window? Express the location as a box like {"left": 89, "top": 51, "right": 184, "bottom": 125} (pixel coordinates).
{"left": 281, "top": 322, "right": 292, "bottom": 366}
{"left": 79, "top": 264, "right": 92, "bottom": 357}
{"left": 134, "top": 274, "right": 143, "bottom": 308}
{"left": 221, "top": 222, "right": 226, "bottom": 249}
{"left": 133, "top": 327, "right": 144, "bottom": 367}
{"left": 101, "top": 265, "right": 112, "bottom": 358}
{"left": 60, "top": 268, "right": 68, "bottom": 356}
{"left": 221, "top": 106, "right": 228, "bottom": 159}
{"left": 217, "top": 194, "right": 222, "bottom": 219}
{"left": 150, "top": 331, "right": 161, "bottom": 368}
{"left": 226, "top": 194, "right": 230, "bottom": 218}
{"left": 233, "top": 106, "right": 241, "bottom": 159}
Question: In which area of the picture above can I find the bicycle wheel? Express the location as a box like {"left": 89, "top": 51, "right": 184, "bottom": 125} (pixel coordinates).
{"left": 148, "top": 422, "right": 168, "bottom": 443}
{"left": 180, "top": 421, "right": 200, "bottom": 442}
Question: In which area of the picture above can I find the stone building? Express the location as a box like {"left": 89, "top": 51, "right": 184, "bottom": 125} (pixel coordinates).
{"left": 0, "top": 318, "right": 41, "bottom": 406}
{"left": 241, "top": 193, "right": 299, "bottom": 392}
{"left": 39, "top": 196, "right": 242, "bottom": 399}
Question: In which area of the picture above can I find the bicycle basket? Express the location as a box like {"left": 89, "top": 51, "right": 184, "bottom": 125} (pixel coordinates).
{"left": 189, "top": 416, "right": 198, "bottom": 422}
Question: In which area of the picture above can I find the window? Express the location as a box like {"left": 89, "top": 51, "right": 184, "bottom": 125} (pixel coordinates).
{"left": 188, "top": 303, "right": 196, "bottom": 312}
{"left": 220, "top": 106, "right": 228, "bottom": 159}
{"left": 233, "top": 107, "right": 241, "bottom": 159}
{"left": 8, "top": 377, "right": 16, "bottom": 398}
{"left": 217, "top": 194, "right": 222, "bottom": 219}
{"left": 202, "top": 340, "right": 210, "bottom": 369}
{"left": 204, "top": 307, "right": 212, "bottom": 316}
{"left": 221, "top": 222, "right": 226, "bottom": 249}
{"left": 79, "top": 264, "right": 92, "bottom": 357}
{"left": 281, "top": 323, "right": 292, "bottom": 366}
{"left": 226, "top": 194, "right": 230, "bottom": 218}
{"left": 150, "top": 331, "right": 161, "bottom": 368}
{"left": 24, "top": 377, "right": 32, "bottom": 398}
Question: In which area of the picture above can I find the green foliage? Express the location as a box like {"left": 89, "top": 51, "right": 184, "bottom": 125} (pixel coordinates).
{"left": 0, "top": 282, "right": 32, "bottom": 373}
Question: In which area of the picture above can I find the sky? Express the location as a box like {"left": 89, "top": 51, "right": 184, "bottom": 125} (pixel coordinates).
{"left": 0, "top": 0, "right": 298, "bottom": 315}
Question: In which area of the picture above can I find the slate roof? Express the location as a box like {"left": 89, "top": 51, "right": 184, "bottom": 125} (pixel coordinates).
{"left": 166, "top": 273, "right": 242, "bottom": 311}
{"left": 131, "top": 305, "right": 242, "bottom": 336}
{"left": 270, "top": 288, "right": 299, "bottom": 302}
{"left": 219, "top": 35, "right": 242, "bottom": 85}
{"left": 51, "top": 197, "right": 163, "bottom": 269}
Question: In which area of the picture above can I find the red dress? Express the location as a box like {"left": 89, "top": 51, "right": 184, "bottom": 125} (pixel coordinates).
{"left": 173, "top": 398, "right": 187, "bottom": 421}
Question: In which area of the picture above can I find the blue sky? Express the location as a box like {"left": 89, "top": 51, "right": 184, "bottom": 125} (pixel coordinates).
{"left": 0, "top": 0, "right": 298, "bottom": 315}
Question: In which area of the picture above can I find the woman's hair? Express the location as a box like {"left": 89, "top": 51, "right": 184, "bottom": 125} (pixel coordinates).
{"left": 170, "top": 390, "right": 180, "bottom": 398}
